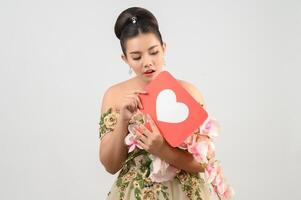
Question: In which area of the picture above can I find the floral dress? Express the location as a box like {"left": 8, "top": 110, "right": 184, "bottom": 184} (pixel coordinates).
{"left": 99, "top": 106, "right": 234, "bottom": 200}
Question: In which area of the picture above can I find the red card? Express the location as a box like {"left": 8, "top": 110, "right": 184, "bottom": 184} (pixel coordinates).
{"left": 139, "top": 70, "right": 208, "bottom": 147}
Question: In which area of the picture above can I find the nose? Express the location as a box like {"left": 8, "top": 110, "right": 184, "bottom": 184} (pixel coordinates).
{"left": 142, "top": 55, "right": 153, "bottom": 69}
{"left": 144, "top": 63, "right": 152, "bottom": 69}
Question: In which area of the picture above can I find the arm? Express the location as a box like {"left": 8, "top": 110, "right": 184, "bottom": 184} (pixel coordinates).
{"left": 99, "top": 88, "right": 128, "bottom": 174}
{"left": 158, "top": 140, "right": 206, "bottom": 173}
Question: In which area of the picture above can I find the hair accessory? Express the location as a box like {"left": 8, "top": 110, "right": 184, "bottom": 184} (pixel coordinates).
{"left": 131, "top": 16, "right": 137, "bottom": 24}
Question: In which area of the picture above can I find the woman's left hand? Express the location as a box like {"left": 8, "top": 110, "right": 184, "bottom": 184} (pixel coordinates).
{"left": 133, "top": 114, "right": 166, "bottom": 156}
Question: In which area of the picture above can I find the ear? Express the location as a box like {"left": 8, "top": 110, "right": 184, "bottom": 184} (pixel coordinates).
{"left": 162, "top": 42, "right": 167, "bottom": 55}
{"left": 121, "top": 54, "right": 129, "bottom": 65}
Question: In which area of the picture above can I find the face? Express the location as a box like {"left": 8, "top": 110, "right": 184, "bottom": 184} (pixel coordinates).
{"left": 122, "top": 32, "right": 166, "bottom": 84}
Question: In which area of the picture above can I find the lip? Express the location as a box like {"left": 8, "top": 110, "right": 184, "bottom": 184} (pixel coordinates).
{"left": 143, "top": 69, "right": 155, "bottom": 74}
{"left": 143, "top": 69, "right": 156, "bottom": 77}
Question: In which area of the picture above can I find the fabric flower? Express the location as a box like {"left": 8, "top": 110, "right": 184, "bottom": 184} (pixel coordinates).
{"left": 148, "top": 154, "right": 179, "bottom": 182}
{"left": 187, "top": 141, "right": 209, "bottom": 164}
{"left": 103, "top": 112, "right": 119, "bottom": 129}
{"left": 212, "top": 173, "right": 226, "bottom": 195}
{"left": 200, "top": 117, "right": 221, "bottom": 138}
{"left": 205, "top": 160, "right": 234, "bottom": 200}
{"left": 124, "top": 132, "right": 143, "bottom": 152}
{"left": 220, "top": 185, "right": 235, "bottom": 199}
{"left": 129, "top": 110, "right": 146, "bottom": 125}
{"left": 142, "top": 188, "right": 156, "bottom": 200}
{"left": 124, "top": 111, "right": 147, "bottom": 153}
{"left": 204, "top": 160, "right": 219, "bottom": 184}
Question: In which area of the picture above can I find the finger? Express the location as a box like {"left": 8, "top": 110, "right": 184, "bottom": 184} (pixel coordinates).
{"left": 134, "top": 95, "right": 143, "bottom": 109}
{"left": 126, "top": 90, "right": 148, "bottom": 95}
{"left": 196, "top": 135, "right": 210, "bottom": 143}
{"left": 128, "top": 95, "right": 141, "bottom": 110}
{"left": 133, "top": 90, "right": 148, "bottom": 95}
{"left": 131, "top": 96, "right": 138, "bottom": 108}
{"left": 127, "top": 96, "right": 137, "bottom": 110}
{"left": 134, "top": 127, "right": 148, "bottom": 142}
{"left": 130, "top": 100, "right": 137, "bottom": 111}
{"left": 126, "top": 94, "right": 143, "bottom": 109}
{"left": 146, "top": 114, "right": 159, "bottom": 132}
{"left": 137, "top": 124, "right": 150, "bottom": 137}
{"left": 136, "top": 139, "right": 148, "bottom": 150}
{"left": 126, "top": 100, "right": 137, "bottom": 113}
{"left": 135, "top": 125, "right": 149, "bottom": 138}
{"left": 208, "top": 151, "right": 216, "bottom": 160}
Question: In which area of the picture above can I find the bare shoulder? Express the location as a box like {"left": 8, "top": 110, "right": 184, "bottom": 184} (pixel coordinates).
{"left": 100, "top": 85, "right": 118, "bottom": 115}
{"left": 100, "top": 78, "right": 136, "bottom": 114}
{"left": 177, "top": 79, "right": 206, "bottom": 109}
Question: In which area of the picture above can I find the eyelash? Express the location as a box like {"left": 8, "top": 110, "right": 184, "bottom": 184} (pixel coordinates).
{"left": 133, "top": 51, "right": 159, "bottom": 60}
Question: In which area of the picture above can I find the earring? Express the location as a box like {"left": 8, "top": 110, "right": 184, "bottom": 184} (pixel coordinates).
{"left": 128, "top": 67, "right": 132, "bottom": 75}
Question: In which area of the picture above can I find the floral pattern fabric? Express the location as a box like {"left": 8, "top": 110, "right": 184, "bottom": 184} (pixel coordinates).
{"left": 99, "top": 106, "right": 234, "bottom": 200}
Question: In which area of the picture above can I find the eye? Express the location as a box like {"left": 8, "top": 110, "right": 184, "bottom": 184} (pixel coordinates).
{"left": 132, "top": 51, "right": 158, "bottom": 61}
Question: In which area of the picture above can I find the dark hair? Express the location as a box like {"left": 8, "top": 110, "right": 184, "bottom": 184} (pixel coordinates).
{"left": 114, "top": 7, "right": 163, "bottom": 56}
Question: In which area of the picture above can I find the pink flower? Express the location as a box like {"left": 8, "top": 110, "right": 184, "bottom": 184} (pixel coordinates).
{"left": 220, "top": 185, "right": 235, "bottom": 199}
{"left": 187, "top": 141, "right": 209, "bottom": 164}
{"left": 204, "top": 161, "right": 219, "bottom": 183}
{"left": 178, "top": 133, "right": 195, "bottom": 150}
{"left": 200, "top": 117, "right": 221, "bottom": 138}
{"left": 148, "top": 154, "right": 179, "bottom": 182}
{"left": 208, "top": 162, "right": 234, "bottom": 199}
{"left": 212, "top": 173, "right": 226, "bottom": 195}
{"left": 124, "top": 132, "right": 143, "bottom": 153}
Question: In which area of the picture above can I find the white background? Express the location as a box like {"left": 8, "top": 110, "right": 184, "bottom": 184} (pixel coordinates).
{"left": 0, "top": 0, "right": 300, "bottom": 199}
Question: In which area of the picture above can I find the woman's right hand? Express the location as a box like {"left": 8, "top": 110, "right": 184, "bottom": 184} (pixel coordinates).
{"left": 119, "top": 90, "right": 148, "bottom": 122}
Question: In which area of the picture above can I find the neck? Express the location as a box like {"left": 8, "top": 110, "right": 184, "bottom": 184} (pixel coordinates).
{"left": 133, "top": 76, "right": 150, "bottom": 89}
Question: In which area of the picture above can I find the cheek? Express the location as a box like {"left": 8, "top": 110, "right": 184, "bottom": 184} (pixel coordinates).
{"left": 128, "top": 61, "right": 140, "bottom": 70}
{"left": 131, "top": 65, "right": 143, "bottom": 74}
{"left": 156, "top": 55, "right": 164, "bottom": 66}
{"left": 132, "top": 64, "right": 141, "bottom": 71}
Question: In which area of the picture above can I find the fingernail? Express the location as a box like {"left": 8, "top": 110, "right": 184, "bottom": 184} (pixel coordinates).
{"left": 129, "top": 125, "right": 135, "bottom": 133}
{"left": 134, "top": 125, "right": 139, "bottom": 131}
{"left": 133, "top": 126, "right": 138, "bottom": 133}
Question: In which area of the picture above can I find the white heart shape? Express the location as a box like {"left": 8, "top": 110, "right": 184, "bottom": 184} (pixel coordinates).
{"left": 156, "top": 89, "right": 189, "bottom": 123}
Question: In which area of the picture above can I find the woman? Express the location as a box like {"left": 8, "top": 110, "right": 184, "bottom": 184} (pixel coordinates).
{"left": 99, "top": 7, "right": 234, "bottom": 200}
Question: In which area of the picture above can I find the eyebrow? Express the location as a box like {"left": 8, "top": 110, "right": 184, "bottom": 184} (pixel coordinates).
{"left": 129, "top": 45, "right": 158, "bottom": 54}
